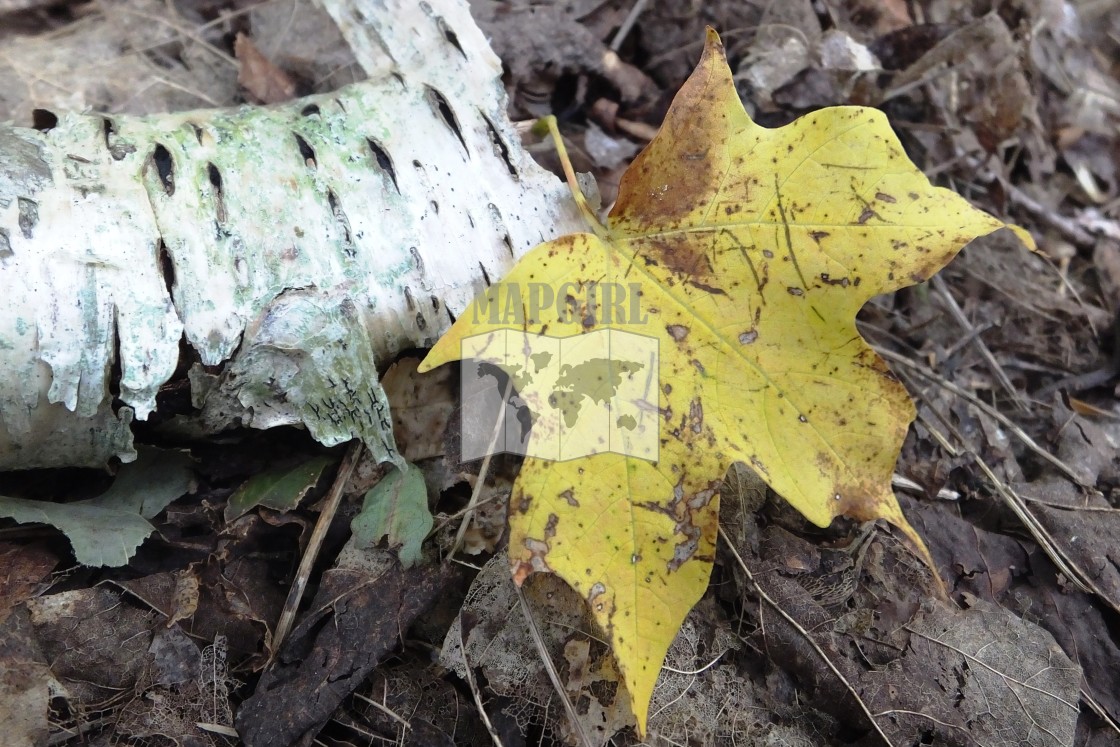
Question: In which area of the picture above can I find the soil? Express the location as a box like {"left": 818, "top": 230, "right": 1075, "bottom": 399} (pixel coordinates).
{"left": 2, "top": 0, "right": 1120, "bottom": 745}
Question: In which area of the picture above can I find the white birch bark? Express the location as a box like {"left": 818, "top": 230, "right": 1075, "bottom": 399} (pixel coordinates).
{"left": 0, "top": 0, "right": 583, "bottom": 469}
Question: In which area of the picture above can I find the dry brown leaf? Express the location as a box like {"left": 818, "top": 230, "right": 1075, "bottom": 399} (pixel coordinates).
{"left": 235, "top": 32, "right": 297, "bottom": 105}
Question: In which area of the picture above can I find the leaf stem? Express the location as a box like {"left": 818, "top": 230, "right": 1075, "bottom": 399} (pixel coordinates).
{"left": 537, "top": 115, "right": 608, "bottom": 239}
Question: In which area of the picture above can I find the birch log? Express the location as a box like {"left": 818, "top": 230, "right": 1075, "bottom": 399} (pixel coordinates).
{"left": 0, "top": 0, "right": 583, "bottom": 469}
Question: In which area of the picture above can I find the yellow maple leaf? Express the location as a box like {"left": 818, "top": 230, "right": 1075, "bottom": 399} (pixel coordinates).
{"left": 420, "top": 29, "right": 1033, "bottom": 734}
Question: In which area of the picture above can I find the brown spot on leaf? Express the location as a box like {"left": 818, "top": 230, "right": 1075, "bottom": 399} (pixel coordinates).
{"left": 513, "top": 537, "right": 553, "bottom": 584}
{"left": 559, "top": 489, "right": 579, "bottom": 507}
{"left": 667, "top": 324, "right": 690, "bottom": 341}
{"left": 644, "top": 234, "right": 712, "bottom": 279}
{"left": 689, "top": 398, "right": 703, "bottom": 433}
{"left": 660, "top": 478, "right": 719, "bottom": 572}
{"left": 689, "top": 279, "right": 726, "bottom": 295}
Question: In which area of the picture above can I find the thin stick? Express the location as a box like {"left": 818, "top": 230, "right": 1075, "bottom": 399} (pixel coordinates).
{"left": 892, "top": 473, "right": 959, "bottom": 501}
{"left": 719, "top": 526, "right": 897, "bottom": 747}
{"left": 912, "top": 405, "right": 1115, "bottom": 612}
{"left": 1081, "top": 688, "right": 1120, "bottom": 738}
{"left": 271, "top": 441, "right": 363, "bottom": 655}
{"left": 459, "top": 617, "right": 506, "bottom": 747}
{"left": 876, "top": 346, "right": 1088, "bottom": 486}
{"left": 352, "top": 691, "right": 412, "bottom": 732}
{"left": 609, "top": 0, "right": 650, "bottom": 52}
{"left": 514, "top": 584, "right": 594, "bottom": 747}
{"left": 449, "top": 114, "right": 595, "bottom": 553}
{"left": 1004, "top": 180, "right": 1097, "bottom": 248}
{"left": 930, "top": 274, "right": 1026, "bottom": 411}
{"left": 967, "top": 451, "right": 1116, "bottom": 610}
{"left": 450, "top": 377, "right": 512, "bottom": 555}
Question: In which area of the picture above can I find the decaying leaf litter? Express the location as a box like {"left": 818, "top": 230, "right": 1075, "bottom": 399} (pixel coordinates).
{"left": 1, "top": 0, "right": 1119, "bottom": 746}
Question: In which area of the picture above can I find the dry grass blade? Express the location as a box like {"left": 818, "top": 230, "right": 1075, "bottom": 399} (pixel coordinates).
{"left": 459, "top": 617, "right": 506, "bottom": 747}
{"left": 1081, "top": 688, "right": 1120, "bottom": 737}
{"left": 352, "top": 690, "right": 412, "bottom": 733}
{"left": 892, "top": 473, "right": 960, "bottom": 501}
{"left": 195, "top": 723, "right": 239, "bottom": 737}
{"left": 449, "top": 377, "right": 512, "bottom": 556}
{"left": 514, "top": 583, "right": 594, "bottom": 747}
{"left": 718, "top": 526, "right": 897, "bottom": 747}
{"left": 930, "top": 274, "right": 1026, "bottom": 411}
{"left": 877, "top": 346, "right": 1088, "bottom": 486}
{"left": 967, "top": 451, "right": 1117, "bottom": 611}
{"left": 909, "top": 404, "right": 1117, "bottom": 614}
{"left": 271, "top": 440, "right": 363, "bottom": 655}
{"left": 609, "top": 0, "right": 650, "bottom": 51}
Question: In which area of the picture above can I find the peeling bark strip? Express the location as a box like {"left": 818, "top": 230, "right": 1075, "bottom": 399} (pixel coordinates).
{"left": 0, "top": 0, "right": 583, "bottom": 470}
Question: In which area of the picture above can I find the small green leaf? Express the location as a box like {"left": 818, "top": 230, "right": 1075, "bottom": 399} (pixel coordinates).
{"left": 83, "top": 446, "right": 195, "bottom": 518}
{"left": 0, "top": 447, "right": 194, "bottom": 566}
{"left": 224, "top": 455, "right": 334, "bottom": 522}
{"left": 351, "top": 462, "right": 432, "bottom": 567}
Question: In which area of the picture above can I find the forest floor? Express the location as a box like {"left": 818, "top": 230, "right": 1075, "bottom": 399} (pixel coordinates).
{"left": 2, "top": 1, "right": 1120, "bottom": 746}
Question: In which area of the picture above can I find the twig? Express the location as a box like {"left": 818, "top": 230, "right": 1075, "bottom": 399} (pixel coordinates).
{"left": 609, "top": 0, "right": 649, "bottom": 52}
{"left": 353, "top": 690, "right": 412, "bottom": 732}
{"left": 459, "top": 616, "right": 506, "bottom": 747}
{"left": 930, "top": 275, "right": 1027, "bottom": 411}
{"left": 1081, "top": 688, "right": 1120, "bottom": 738}
{"left": 108, "top": 5, "right": 237, "bottom": 68}
{"left": 967, "top": 451, "right": 1119, "bottom": 612}
{"left": 514, "top": 583, "right": 594, "bottom": 747}
{"left": 271, "top": 441, "right": 363, "bottom": 655}
{"left": 909, "top": 412, "right": 1120, "bottom": 618}
{"left": 719, "top": 526, "right": 897, "bottom": 747}
{"left": 891, "top": 473, "right": 959, "bottom": 501}
{"left": 430, "top": 488, "right": 507, "bottom": 537}
{"left": 450, "top": 378, "right": 512, "bottom": 555}
{"left": 876, "top": 346, "right": 1088, "bottom": 486}
{"left": 1004, "top": 181, "right": 1097, "bottom": 248}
